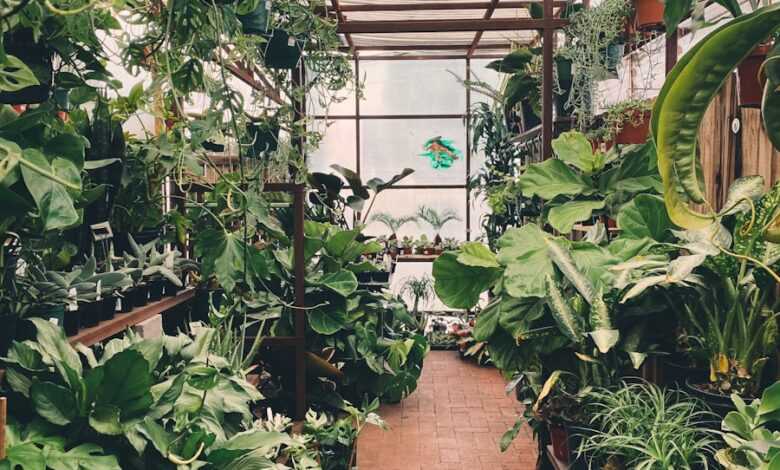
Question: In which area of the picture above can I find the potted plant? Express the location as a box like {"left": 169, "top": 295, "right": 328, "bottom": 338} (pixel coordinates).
{"left": 236, "top": 0, "right": 270, "bottom": 35}
{"left": 369, "top": 212, "right": 417, "bottom": 244}
{"left": 244, "top": 115, "right": 281, "bottom": 158}
{"left": 413, "top": 234, "right": 429, "bottom": 255}
{"left": 716, "top": 381, "right": 780, "bottom": 467}
{"left": 633, "top": 0, "right": 664, "bottom": 29}
{"left": 262, "top": 29, "right": 304, "bottom": 69}
{"left": 593, "top": 98, "right": 653, "bottom": 146}
{"left": 400, "top": 236, "right": 413, "bottom": 256}
{"left": 578, "top": 382, "right": 717, "bottom": 468}
{"left": 415, "top": 205, "right": 461, "bottom": 247}
{"left": 738, "top": 42, "right": 773, "bottom": 107}
{"left": 139, "top": 242, "right": 183, "bottom": 302}
{"left": 399, "top": 275, "right": 434, "bottom": 330}
{"left": 19, "top": 265, "right": 76, "bottom": 335}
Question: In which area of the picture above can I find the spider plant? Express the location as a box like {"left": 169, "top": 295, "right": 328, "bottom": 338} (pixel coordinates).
{"left": 415, "top": 205, "right": 461, "bottom": 245}
{"left": 399, "top": 275, "right": 435, "bottom": 331}
{"left": 579, "top": 381, "right": 717, "bottom": 469}
{"left": 369, "top": 212, "right": 417, "bottom": 240}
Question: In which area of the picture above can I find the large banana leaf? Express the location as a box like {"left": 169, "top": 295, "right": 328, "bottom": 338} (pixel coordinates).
{"left": 653, "top": 4, "right": 780, "bottom": 229}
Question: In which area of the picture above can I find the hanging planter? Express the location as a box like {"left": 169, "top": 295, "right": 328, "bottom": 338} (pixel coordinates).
{"left": 245, "top": 118, "right": 280, "bottom": 157}
{"left": 262, "top": 29, "right": 304, "bottom": 69}
{"left": 605, "top": 42, "right": 626, "bottom": 74}
{"left": 238, "top": 0, "right": 270, "bottom": 35}
{"left": 737, "top": 42, "right": 772, "bottom": 107}
{"left": 633, "top": 0, "right": 664, "bottom": 29}
{"left": 0, "top": 29, "right": 54, "bottom": 105}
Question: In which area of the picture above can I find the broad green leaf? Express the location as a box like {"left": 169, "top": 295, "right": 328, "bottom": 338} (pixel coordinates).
{"left": 518, "top": 158, "right": 594, "bottom": 200}
{"left": 0, "top": 136, "right": 21, "bottom": 183}
{"left": 497, "top": 224, "right": 555, "bottom": 298}
{"left": 30, "top": 318, "right": 82, "bottom": 383}
{"left": 89, "top": 405, "right": 122, "bottom": 436}
{"left": 93, "top": 350, "right": 154, "bottom": 420}
{"left": 487, "top": 49, "right": 535, "bottom": 73}
{"left": 653, "top": 4, "right": 780, "bottom": 227}
{"left": 195, "top": 229, "right": 246, "bottom": 293}
{"left": 331, "top": 164, "right": 369, "bottom": 199}
{"left": 552, "top": 131, "right": 604, "bottom": 174}
{"left": 3, "top": 441, "right": 46, "bottom": 470}
{"left": 0, "top": 55, "right": 39, "bottom": 92}
{"left": 545, "top": 276, "right": 584, "bottom": 343}
{"left": 20, "top": 149, "right": 80, "bottom": 230}
{"left": 545, "top": 237, "right": 596, "bottom": 303}
{"left": 30, "top": 381, "right": 77, "bottom": 426}
{"left": 547, "top": 200, "right": 605, "bottom": 234}
{"left": 759, "top": 381, "right": 780, "bottom": 417}
{"left": 308, "top": 301, "right": 348, "bottom": 335}
{"left": 46, "top": 444, "right": 121, "bottom": 470}
{"left": 473, "top": 298, "right": 501, "bottom": 342}
{"left": 432, "top": 251, "right": 501, "bottom": 309}
{"left": 456, "top": 242, "right": 499, "bottom": 268}
{"left": 43, "top": 134, "right": 87, "bottom": 170}
{"left": 498, "top": 296, "right": 546, "bottom": 339}
{"left": 617, "top": 194, "right": 674, "bottom": 242}
{"left": 589, "top": 294, "right": 618, "bottom": 353}
{"left": 320, "top": 270, "right": 358, "bottom": 297}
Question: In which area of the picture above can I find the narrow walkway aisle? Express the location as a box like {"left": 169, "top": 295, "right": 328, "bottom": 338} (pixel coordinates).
{"left": 357, "top": 351, "right": 537, "bottom": 470}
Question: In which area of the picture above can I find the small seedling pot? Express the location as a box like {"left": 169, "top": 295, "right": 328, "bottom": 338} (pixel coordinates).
{"left": 131, "top": 284, "right": 150, "bottom": 308}
{"left": 163, "top": 280, "right": 181, "bottom": 297}
{"left": 148, "top": 279, "right": 165, "bottom": 302}
{"left": 613, "top": 109, "right": 651, "bottom": 145}
{"left": 633, "top": 0, "right": 664, "bottom": 29}
{"left": 63, "top": 308, "right": 81, "bottom": 336}
{"left": 79, "top": 301, "right": 102, "bottom": 328}
{"left": 102, "top": 296, "right": 117, "bottom": 321}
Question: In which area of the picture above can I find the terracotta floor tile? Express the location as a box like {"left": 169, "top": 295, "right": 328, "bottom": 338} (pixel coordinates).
{"left": 357, "top": 351, "right": 537, "bottom": 469}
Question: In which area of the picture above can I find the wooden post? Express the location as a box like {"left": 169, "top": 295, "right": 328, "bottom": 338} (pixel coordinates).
{"left": 293, "top": 185, "right": 307, "bottom": 421}
{"left": 542, "top": 0, "right": 554, "bottom": 158}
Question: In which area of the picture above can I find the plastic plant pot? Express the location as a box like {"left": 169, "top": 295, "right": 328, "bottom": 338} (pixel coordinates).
{"left": 102, "top": 296, "right": 117, "bottom": 321}
{"left": 262, "top": 29, "right": 304, "bottom": 69}
{"left": 117, "top": 292, "right": 133, "bottom": 313}
{"left": 163, "top": 280, "right": 181, "bottom": 297}
{"left": 132, "top": 284, "right": 150, "bottom": 307}
{"left": 148, "top": 279, "right": 165, "bottom": 302}
{"left": 63, "top": 308, "right": 80, "bottom": 336}
{"left": 0, "top": 313, "right": 18, "bottom": 355}
{"left": 238, "top": 2, "right": 270, "bottom": 35}
{"left": 245, "top": 120, "right": 280, "bottom": 157}
{"left": 79, "top": 301, "right": 102, "bottom": 328}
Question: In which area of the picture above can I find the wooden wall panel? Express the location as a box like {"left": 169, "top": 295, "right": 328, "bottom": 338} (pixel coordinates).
{"left": 741, "top": 107, "right": 780, "bottom": 188}
{"left": 698, "top": 75, "right": 737, "bottom": 211}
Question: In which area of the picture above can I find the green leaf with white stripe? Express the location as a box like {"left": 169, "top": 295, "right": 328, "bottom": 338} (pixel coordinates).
{"left": 545, "top": 275, "right": 584, "bottom": 344}
{"left": 545, "top": 237, "right": 596, "bottom": 304}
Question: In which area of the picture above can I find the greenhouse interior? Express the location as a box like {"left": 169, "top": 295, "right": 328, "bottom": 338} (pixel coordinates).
{"left": 4, "top": 0, "right": 780, "bottom": 469}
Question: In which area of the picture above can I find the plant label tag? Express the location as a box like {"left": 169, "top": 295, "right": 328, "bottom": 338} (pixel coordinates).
{"left": 288, "top": 37, "right": 295, "bottom": 47}
{"left": 116, "top": 298, "right": 122, "bottom": 311}
{"left": 49, "top": 317, "right": 58, "bottom": 326}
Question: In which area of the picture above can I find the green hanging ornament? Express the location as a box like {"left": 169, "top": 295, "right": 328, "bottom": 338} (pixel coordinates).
{"left": 420, "top": 136, "right": 462, "bottom": 169}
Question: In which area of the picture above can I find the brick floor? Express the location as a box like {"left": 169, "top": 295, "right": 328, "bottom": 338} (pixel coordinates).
{"left": 357, "top": 350, "right": 538, "bottom": 470}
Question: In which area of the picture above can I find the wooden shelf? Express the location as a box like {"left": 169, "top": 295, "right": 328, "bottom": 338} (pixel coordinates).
{"left": 69, "top": 288, "right": 195, "bottom": 347}
{"left": 396, "top": 254, "right": 439, "bottom": 263}
{"left": 546, "top": 445, "right": 570, "bottom": 470}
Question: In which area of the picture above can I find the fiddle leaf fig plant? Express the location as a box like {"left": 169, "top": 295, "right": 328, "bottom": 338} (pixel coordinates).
{"left": 517, "top": 131, "right": 661, "bottom": 233}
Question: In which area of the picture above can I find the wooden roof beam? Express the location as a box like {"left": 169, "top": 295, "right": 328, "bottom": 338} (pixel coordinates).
{"left": 467, "top": 0, "right": 500, "bottom": 58}
{"left": 337, "top": 18, "right": 568, "bottom": 34}
{"left": 330, "top": 0, "right": 356, "bottom": 57}
{"left": 342, "top": 43, "right": 513, "bottom": 52}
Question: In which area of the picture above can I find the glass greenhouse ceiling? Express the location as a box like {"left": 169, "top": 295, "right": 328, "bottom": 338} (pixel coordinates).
{"left": 328, "top": 0, "right": 568, "bottom": 58}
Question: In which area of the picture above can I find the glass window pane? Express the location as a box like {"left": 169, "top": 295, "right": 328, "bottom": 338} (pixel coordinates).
{"left": 307, "top": 64, "right": 357, "bottom": 116}
{"left": 307, "top": 119, "right": 357, "bottom": 174}
{"left": 364, "top": 188, "right": 467, "bottom": 241}
{"left": 469, "top": 192, "right": 491, "bottom": 243}
{"left": 360, "top": 60, "right": 467, "bottom": 115}
{"left": 360, "top": 119, "right": 467, "bottom": 185}
{"left": 469, "top": 59, "right": 506, "bottom": 106}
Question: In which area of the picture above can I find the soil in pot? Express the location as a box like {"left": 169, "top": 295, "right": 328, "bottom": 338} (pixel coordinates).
{"left": 634, "top": 0, "right": 664, "bottom": 29}
{"left": 738, "top": 43, "right": 772, "bottom": 107}
{"left": 0, "top": 313, "right": 18, "bottom": 355}
{"left": 63, "top": 308, "right": 80, "bottom": 336}
{"left": 79, "top": 301, "right": 102, "bottom": 328}
{"left": 685, "top": 379, "right": 741, "bottom": 423}
{"left": 148, "top": 279, "right": 165, "bottom": 302}
{"left": 614, "top": 110, "right": 651, "bottom": 145}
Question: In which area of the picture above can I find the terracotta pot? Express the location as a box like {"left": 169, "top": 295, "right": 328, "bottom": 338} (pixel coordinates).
{"left": 549, "top": 424, "right": 571, "bottom": 464}
{"left": 614, "top": 110, "right": 651, "bottom": 145}
{"left": 738, "top": 43, "right": 772, "bottom": 107}
{"left": 634, "top": 0, "right": 664, "bottom": 29}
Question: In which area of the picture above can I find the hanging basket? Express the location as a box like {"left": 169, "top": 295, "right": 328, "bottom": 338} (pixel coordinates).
{"left": 605, "top": 42, "right": 626, "bottom": 74}
{"left": 262, "top": 29, "right": 304, "bottom": 69}
{"left": 245, "top": 119, "right": 280, "bottom": 157}
{"left": 614, "top": 109, "right": 651, "bottom": 145}
{"left": 633, "top": 0, "right": 665, "bottom": 29}
{"left": 238, "top": 1, "right": 270, "bottom": 35}
{"left": 738, "top": 43, "right": 772, "bottom": 108}
{"left": 0, "top": 29, "right": 53, "bottom": 105}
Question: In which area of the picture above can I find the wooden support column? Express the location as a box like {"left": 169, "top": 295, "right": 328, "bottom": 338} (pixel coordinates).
{"left": 0, "top": 397, "right": 6, "bottom": 461}
{"left": 293, "top": 185, "right": 307, "bottom": 421}
{"left": 665, "top": 29, "right": 678, "bottom": 74}
{"left": 542, "top": 0, "right": 554, "bottom": 157}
